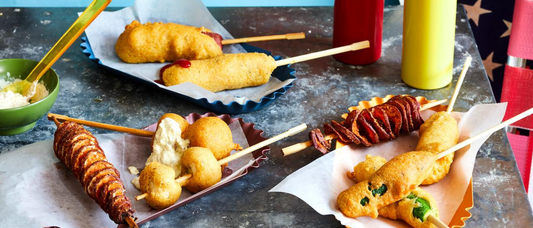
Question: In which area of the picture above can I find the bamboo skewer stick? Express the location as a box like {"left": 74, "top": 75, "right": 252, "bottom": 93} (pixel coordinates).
{"left": 125, "top": 216, "right": 140, "bottom": 228}
{"left": 275, "top": 41, "right": 370, "bottom": 66}
{"left": 437, "top": 107, "right": 533, "bottom": 159}
{"left": 282, "top": 99, "right": 448, "bottom": 156}
{"left": 447, "top": 56, "right": 472, "bottom": 113}
{"left": 427, "top": 214, "right": 449, "bottom": 228}
{"left": 221, "top": 32, "right": 305, "bottom": 45}
{"left": 48, "top": 113, "right": 154, "bottom": 137}
{"left": 218, "top": 123, "right": 307, "bottom": 164}
{"left": 136, "top": 123, "right": 308, "bottom": 200}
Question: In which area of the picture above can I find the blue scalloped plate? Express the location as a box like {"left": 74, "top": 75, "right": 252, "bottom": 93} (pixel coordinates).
{"left": 80, "top": 37, "right": 296, "bottom": 114}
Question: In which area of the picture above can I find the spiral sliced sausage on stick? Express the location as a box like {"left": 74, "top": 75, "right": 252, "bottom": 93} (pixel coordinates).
{"left": 310, "top": 95, "right": 424, "bottom": 153}
{"left": 53, "top": 121, "right": 137, "bottom": 226}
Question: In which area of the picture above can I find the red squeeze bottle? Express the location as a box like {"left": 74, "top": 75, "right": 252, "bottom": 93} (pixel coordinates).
{"left": 332, "top": 0, "right": 384, "bottom": 65}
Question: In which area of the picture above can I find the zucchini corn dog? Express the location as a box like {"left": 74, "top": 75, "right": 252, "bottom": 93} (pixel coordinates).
{"left": 161, "top": 53, "right": 277, "bottom": 92}
{"left": 115, "top": 20, "right": 223, "bottom": 63}
{"left": 416, "top": 112, "right": 459, "bottom": 185}
{"left": 348, "top": 155, "right": 439, "bottom": 228}
{"left": 337, "top": 151, "right": 436, "bottom": 218}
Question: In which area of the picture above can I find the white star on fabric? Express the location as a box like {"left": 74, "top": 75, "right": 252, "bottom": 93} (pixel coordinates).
{"left": 482, "top": 52, "right": 503, "bottom": 81}
{"left": 463, "top": 0, "right": 492, "bottom": 26}
{"left": 501, "top": 20, "right": 512, "bottom": 38}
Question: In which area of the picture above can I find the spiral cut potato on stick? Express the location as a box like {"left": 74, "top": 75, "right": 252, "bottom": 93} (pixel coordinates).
{"left": 52, "top": 121, "right": 138, "bottom": 227}
{"left": 348, "top": 155, "right": 439, "bottom": 228}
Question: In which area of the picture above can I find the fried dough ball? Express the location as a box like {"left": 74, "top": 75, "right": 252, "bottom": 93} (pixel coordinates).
{"left": 115, "top": 20, "right": 223, "bottom": 63}
{"left": 158, "top": 113, "right": 190, "bottom": 133}
{"left": 416, "top": 112, "right": 459, "bottom": 185}
{"left": 139, "top": 162, "right": 182, "bottom": 210}
{"left": 183, "top": 117, "right": 242, "bottom": 161}
{"left": 181, "top": 147, "right": 222, "bottom": 193}
{"left": 161, "top": 53, "right": 277, "bottom": 92}
{"left": 147, "top": 113, "right": 190, "bottom": 177}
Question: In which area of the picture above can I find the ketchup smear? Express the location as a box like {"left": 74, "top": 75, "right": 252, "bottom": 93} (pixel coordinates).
{"left": 201, "top": 31, "right": 223, "bottom": 50}
{"left": 156, "top": 59, "right": 191, "bottom": 84}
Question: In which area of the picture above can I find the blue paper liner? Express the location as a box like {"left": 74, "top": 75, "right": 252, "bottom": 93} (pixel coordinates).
{"left": 80, "top": 37, "right": 296, "bottom": 114}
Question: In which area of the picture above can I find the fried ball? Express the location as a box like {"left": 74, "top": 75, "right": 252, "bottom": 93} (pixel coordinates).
{"left": 416, "top": 111, "right": 459, "bottom": 185}
{"left": 181, "top": 147, "right": 222, "bottom": 193}
{"left": 183, "top": 117, "right": 242, "bottom": 161}
{"left": 139, "top": 162, "right": 182, "bottom": 210}
{"left": 148, "top": 114, "right": 190, "bottom": 177}
{"left": 115, "top": 20, "right": 223, "bottom": 63}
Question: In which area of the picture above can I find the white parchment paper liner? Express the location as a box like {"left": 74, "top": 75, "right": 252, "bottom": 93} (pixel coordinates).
{"left": 270, "top": 103, "right": 507, "bottom": 227}
{"left": 0, "top": 120, "right": 256, "bottom": 228}
{"left": 83, "top": 0, "right": 295, "bottom": 104}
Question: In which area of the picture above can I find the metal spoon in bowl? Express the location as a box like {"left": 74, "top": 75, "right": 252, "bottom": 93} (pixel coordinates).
{"left": 1, "top": 0, "right": 111, "bottom": 99}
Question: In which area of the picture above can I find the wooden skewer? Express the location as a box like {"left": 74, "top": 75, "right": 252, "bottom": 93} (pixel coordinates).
{"left": 447, "top": 56, "right": 472, "bottom": 113}
{"left": 282, "top": 100, "right": 448, "bottom": 156}
{"left": 427, "top": 214, "right": 449, "bottom": 228}
{"left": 125, "top": 216, "right": 140, "bottom": 228}
{"left": 275, "top": 41, "right": 370, "bottom": 66}
{"left": 437, "top": 107, "right": 533, "bottom": 159}
{"left": 51, "top": 116, "right": 60, "bottom": 127}
{"left": 135, "top": 123, "right": 308, "bottom": 200}
{"left": 48, "top": 113, "right": 154, "bottom": 137}
{"left": 218, "top": 123, "right": 307, "bottom": 164}
{"left": 221, "top": 32, "right": 305, "bottom": 45}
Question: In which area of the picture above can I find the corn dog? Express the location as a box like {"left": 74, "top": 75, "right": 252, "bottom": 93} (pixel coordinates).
{"left": 416, "top": 112, "right": 459, "bottom": 185}
{"left": 349, "top": 155, "right": 439, "bottom": 228}
{"left": 337, "top": 151, "right": 436, "bottom": 218}
{"left": 115, "top": 20, "right": 223, "bottom": 63}
{"left": 161, "top": 53, "right": 277, "bottom": 92}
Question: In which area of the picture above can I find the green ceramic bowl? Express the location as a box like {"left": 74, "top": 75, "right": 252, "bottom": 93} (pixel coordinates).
{"left": 0, "top": 59, "right": 59, "bottom": 135}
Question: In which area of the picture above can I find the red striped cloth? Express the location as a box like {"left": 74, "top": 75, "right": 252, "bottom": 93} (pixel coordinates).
{"left": 506, "top": 132, "right": 533, "bottom": 191}
{"left": 501, "top": 65, "right": 533, "bottom": 130}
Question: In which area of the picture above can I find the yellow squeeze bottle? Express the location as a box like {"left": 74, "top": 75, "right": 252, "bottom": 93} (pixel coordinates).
{"left": 401, "top": 0, "right": 457, "bottom": 90}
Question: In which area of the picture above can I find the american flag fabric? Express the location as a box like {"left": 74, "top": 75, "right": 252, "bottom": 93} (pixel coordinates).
{"left": 458, "top": 0, "right": 533, "bottom": 102}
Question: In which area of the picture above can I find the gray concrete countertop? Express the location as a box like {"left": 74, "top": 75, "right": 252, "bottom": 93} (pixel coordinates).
{"left": 0, "top": 5, "right": 531, "bottom": 228}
